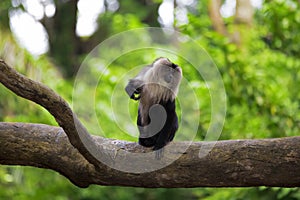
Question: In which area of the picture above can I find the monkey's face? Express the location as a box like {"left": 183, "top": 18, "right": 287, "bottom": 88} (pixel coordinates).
{"left": 152, "top": 58, "right": 182, "bottom": 92}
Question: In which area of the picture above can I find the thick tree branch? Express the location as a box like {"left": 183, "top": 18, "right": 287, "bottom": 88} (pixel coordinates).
{"left": 1, "top": 122, "right": 300, "bottom": 188}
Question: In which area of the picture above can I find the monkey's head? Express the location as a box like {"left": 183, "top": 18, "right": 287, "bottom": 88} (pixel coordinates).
{"left": 125, "top": 57, "right": 182, "bottom": 102}
{"left": 147, "top": 57, "right": 182, "bottom": 96}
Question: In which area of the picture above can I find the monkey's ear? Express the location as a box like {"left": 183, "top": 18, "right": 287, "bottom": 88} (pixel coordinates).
{"left": 125, "top": 79, "right": 144, "bottom": 101}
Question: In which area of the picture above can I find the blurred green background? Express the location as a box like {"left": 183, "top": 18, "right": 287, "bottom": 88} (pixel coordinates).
{"left": 1, "top": 0, "right": 300, "bottom": 199}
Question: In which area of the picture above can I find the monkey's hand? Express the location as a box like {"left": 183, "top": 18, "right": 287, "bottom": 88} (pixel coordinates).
{"left": 125, "top": 79, "right": 143, "bottom": 100}
{"left": 131, "top": 88, "right": 142, "bottom": 100}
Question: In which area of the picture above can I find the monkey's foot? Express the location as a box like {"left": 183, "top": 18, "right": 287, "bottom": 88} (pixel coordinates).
{"left": 154, "top": 148, "right": 164, "bottom": 160}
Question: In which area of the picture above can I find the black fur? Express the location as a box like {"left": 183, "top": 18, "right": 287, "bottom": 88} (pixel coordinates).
{"left": 138, "top": 99, "right": 178, "bottom": 150}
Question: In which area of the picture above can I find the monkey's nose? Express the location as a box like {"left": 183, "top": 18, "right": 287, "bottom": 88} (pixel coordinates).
{"left": 171, "top": 63, "right": 178, "bottom": 69}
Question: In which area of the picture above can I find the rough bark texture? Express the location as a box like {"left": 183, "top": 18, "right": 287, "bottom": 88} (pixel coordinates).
{"left": 1, "top": 122, "right": 300, "bottom": 188}
{"left": 1, "top": 59, "right": 300, "bottom": 188}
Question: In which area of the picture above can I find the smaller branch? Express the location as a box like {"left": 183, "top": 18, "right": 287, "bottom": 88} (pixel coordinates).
{"left": 0, "top": 59, "right": 105, "bottom": 168}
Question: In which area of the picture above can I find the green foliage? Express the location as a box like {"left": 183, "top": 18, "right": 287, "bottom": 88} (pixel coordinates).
{"left": 261, "top": 0, "right": 300, "bottom": 56}
{"left": 219, "top": 36, "right": 300, "bottom": 139}
{"left": 0, "top": 0, "right": 11, "bottom": 28}
{"left": 181, "top": 10, "right": 300, "bottom": 140}
{"left": 0, "top": 166, "right": 198, "bottom": 200}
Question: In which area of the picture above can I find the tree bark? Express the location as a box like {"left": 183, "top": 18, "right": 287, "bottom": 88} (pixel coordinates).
{"left": 1, "top": 122, "right": 300, "bottom": 188}
{"left": 235, "top": 0, "right": 254, "bottom": 25}
{"left": 1, "top": 59, "right": 300, "bottom": 188}
{"left": 208, "top": 0, "right": 228, "bottom": 35}
{"left": 232, "top": 0, "right": 254, "bottom": 45}
{"left": 46, "top": 0, "right": 80, "bottom": 78}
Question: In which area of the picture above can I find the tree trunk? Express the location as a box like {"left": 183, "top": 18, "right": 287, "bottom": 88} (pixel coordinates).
{"left": 46, "top": 0, "right": 80, "bottom": 78}
{"left": 208, "top": 0, "right": 228, "bottom": 35}
{"left": 232, "top": 0, "right": 254, "bottom": 45}
{"left": 235, "top": 0, "right": 254, "bottom": 25}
